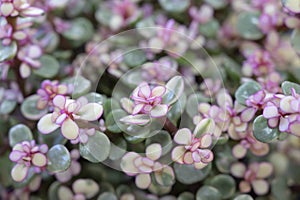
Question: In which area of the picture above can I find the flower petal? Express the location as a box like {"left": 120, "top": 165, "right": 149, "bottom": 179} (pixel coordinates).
{"left": 61, "top": 118, "right": 79, "bottom": 140}
{"left": 11, "top": 163, "right": 29, "bottom": 182}
{"left": 78, "top": 103, "right": 103, "bottom": 121}
{"left": 174, "top": 128, "right": 192, "bottom": 145}
{"left": 37, "top": 114, "right": 59, "bottom": 134}
{"left": 150, "top": 104, "right": 168, "bottom": 118}
{"left": 135, "top": 174, "right": 151, "bottom": 189}
{"left": 32, "top": 153, "right": 47, "bottom": 167}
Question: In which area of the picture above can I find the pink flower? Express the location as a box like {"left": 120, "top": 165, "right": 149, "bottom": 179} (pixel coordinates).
{"left": 9, "top": 140, "right": 48, "bottom": 182}
{"left": 242, "top": 50, "right": 275, "bottom": 77}
{"left": 231, "top": 162, "right": 273, "bottom": 195}
{"left": 37, "top": 95, "right": 103, "bottom": 140}
{"left": 172, "top": 128, "right": 214, "bottom": 169}
{"left": 0, "top": 0, "right": 44, "bottom": 17}
{"left": 131, "top": 82, "right": 168, "bottom": 118}
{"left": 37, "top": 80, "right": 68, "bottom": 110}
{"left": 121, "top": 144, "right": 175, "bottom": 189}
{"left": 17, "top": 45, "right": 42, "bottom": 78}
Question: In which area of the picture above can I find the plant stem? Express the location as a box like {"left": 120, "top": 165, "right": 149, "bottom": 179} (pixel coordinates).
{"left": 163, "top": 117, "right": 178, "bottom": 136}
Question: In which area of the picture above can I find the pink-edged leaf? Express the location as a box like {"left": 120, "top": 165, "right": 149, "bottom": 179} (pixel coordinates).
{"left": 21, "top": 7, "right": 44, "bottom": 17}
{"left": 37, "top": 114, "right": 59, "bottom": 134}
{"left": 132, "top": 104, "right": 144, "bottom": 115}
{"left": 120, "top": 152, "right": 140, "bottom": 176}
{"left": 150, "top": 104, "right": 168, "bottom": 118}
{"left": 241, "top": 108, "right": 256, "bottom": 122}
{"left": 142, "top": 157, "right": 155, "bottom": 167}
{"left": 9, "top": 150, "right": 25, "bottom": 162}
{"left": 120, "top": 114, "right": 151, "bottom": 126}
{"left": 120, "top": 98, "right": 134, "bottom": 114}
{"left": 78, "top": 103, "right": 103, "bottom": 121}
{"left": 32, "top": 153, "right": 47, "bottom": 167}
{"left": 183, "top": 152, "right": 194, "bottom": 165}
{"left": 289, "top": 121, "right": 300, "bottom": 137}
{"left": 279, "top": 117, "right": 289, "bottom": 132}
{"left": 230, "top": 162, "right": 246, "bottom": 178}
{"left": 192, "top": 151, "right": 201, "bottom": 162}
{"left": 139, "top": 82, "right": 151, "bottom": 98}
{"left": 61, "top": 118, "right": 79, "bottom": 140}
{"left": 53, "top": 95, "right": 66, "bottom": 109}
{"left": 0, "top": 3, "right": 14, "bottom": 16}
{"left": 151, "top": 86, "right": 166, "bottom": 97}
{"left": 263, "top": 106, "right": 279, "bottom": 119}
{"left": 146, "top": 143, "right": 162, "bottom": 161}
{"left": 280, "top": 96, "right": 294, "bottom": 113}
{"left": 194, "top": 161, "right": 207, "bottom": 169}
{"left": 200, "top": 149, "right": 214, "bottom": 163}
{"left": 239, "top": 181, "right": 251, "bottom": 193}
{"left": 252, "top": 179, "right": 269, "bottom": 195}
{"left": 135, "top": 173, "right": 151, "bottom": 189}
{"left": 257, "top": 162, "right": 273, "bottom": 178}
{"left": 171, "top": 146, "right": 185, "bottom": 164}
{"left": 174, "top": 128, "right": 192, "bottom": 145}
{"left": 232, "top": 144, "right": 247, "bottom": 159}
{"left": 20, "top": 63, "right": 31, "bottom": 78}
{"left": 200, "top": 134, "right": 212, "bottom": 148}
{"left": 55, "top": 113, "right": 67, "bottom": 125}
{"left": 11, "top": 163, "right": 29, "bottom": 182}
{"left": 268, "top": 118, "right": 279, "bottom": 128}
{"left": 138, "top": 165, "right": 153, "bottom": 174}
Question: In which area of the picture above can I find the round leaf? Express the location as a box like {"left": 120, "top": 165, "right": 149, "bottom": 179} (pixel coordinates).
{"left": 9, "top": 124, "right": 33, "bottom": 147}
{"left": 196, "top": 186, "right": 222, "bottom": 200}
{"left": 84, "top": 92, "right": 107, "bottom": 104}
{"left": 178, "top": 192, "right": 194, "bottom": 200}
{"left": 97, "top": 192, "right": 118, "bottom": 200}
{"left": 233, "top": 194, "right": 254, "bottom": 200}
{"left": 237, "top": 12, "right": 263, "bottom": 40}
{"left": 253, "top": 115, "right": 280, "bottom": 143}
{"left": 0, "top": 41, "right": 17, "bottom": 62}
{"left": 281, "top": 81, "right": 300, "bottom": 95}
{"left": 145, "top": 130, "right": 172, "bottom": 156}
{"left": 21, "top": 95, "right": 48, "bottom": 120}
{"left": 159, "top": 0, "right": 190, "bottom": 13}
{"left": 106, "top": 109, "right": 127, "bottom": 133}
{"left": 124, "top": 50, "right": 147, "bottom": 68}
{"left": 174, "top": 163, "right": 211, "bottom": 184}
{"left": 162, "top": 76, "right": 184, "bottom": 105}
{"left": 47, "top": 144, "right": 71, "bottom": 173}
{"left": 208, "top": 175, "right": 236, "bottom": 199}
{"left": 63, "top": 76, "right": 91, "bottom": 99}
{"left": 109, "top": 137, "right": 127, "bottom": 160}
{"left": 33, "top": 55, "right": 60, "bottom": 78}
{"left": 0, "top": 99, "right": 17, "bottom": 114}
{"left": 199, "top": 19, "right": 220, "bottom": 38}
{"left": 80, "top": 131, "right": 111, "bottom": 163}
{"left": 235, "top": 81, "right": 262, "bottom": 105}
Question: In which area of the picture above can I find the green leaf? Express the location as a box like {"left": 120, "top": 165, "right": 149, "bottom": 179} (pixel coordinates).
{"left": 237, "top": 12, "right": 263, "bottom": 40}
{"left": 194, "top": 118, "right": 215, "bottom": 138}
{"left": 235, "top": 81, "right": 262, "bottom": 105}
{"left": 47, "top": 145, "right": 71, "bottom": 173}
{"left": 208, "top": 175, "right": 236, "bottom": 199}
{"left": 62, "top": 18, "right": 94, "bottom": 47}
{"left": 174, "top": 163, "right": 211, "bottom": 184}
{"left": 123, "top": 49, "right": 147, "bottom": 68}
{"left": 38, "top": 129, "right": 67, "bottom": 146}
{"left": 21, "top": 95, "right": 48, "bottom": 121}
{"left": 186, "top": 93, "right": 210, "bottom": 118}
{"left": 9, "top": 124, "right": 33, "bottom": 147}
{"left": 0, "top": 152, "right": 14, "bottom": 187}
{"left": 104, "top": 98, "right": 120, "bottom": 118}
{"left": 0, "top": 41, "right": 17, "bottom": 62}
{"left": 253, "top": 115, "right": 280, "bottom": 143}
{"left": 199, "top": 19, "right": 220, "bottom": 38}
{"left": 196, "top": 186, "right": 222, "bottom": 200}
{"left": 291, "top": 29, "right": 300, "bottom": 54}
{"left": 178, "top": 192, "right": 194, "bottom": 200}
{"left": 145, "top": 130, "right": 172, "bottom": 156}
{"left": 84, "top": 92, "right": 107, "bottom": 104}
{"left": 281, "top": 81, "right": 300, "bottom": 95}
{"left": 97, "top": 192, "right": 118, "bottom": 200}
{"left": 162, "top": 76, "right": 184, "bottom": 105}
{"left": 271, "top": 177, "right": 291, "bottom": 200}
{"left": 167, "top": 94, "right": 186, "bottom": 125}
{"left": 48, "top": 181, "right": 61, "bottom": 200}
{"left": 106, "top": 109, "right": 127, "bottom": 133}
{"left": 159, "top": 0, "right": 190, "bottom": 13}
{"left": 63, "top": 76, "right": 91, "bottom": 99}
{"left": 109, "top": 137, "right": 127, "bottom": 160}
{"left": 233, "top": 194, "right": 254, "bottom": 200}
{"left": 0, "top": 99, "right": 17, "bottom": 114}
{"left": 215, "top": 145, "right": 237, "bottom": 173}
{"left": 80, "top": 131, "right": 111, "bottom": 163}
{"left": 33, "top": 55, "right": 60, "bottom": 78}
{"left": 204, "top": 0, "right": 227, "bottom": 9}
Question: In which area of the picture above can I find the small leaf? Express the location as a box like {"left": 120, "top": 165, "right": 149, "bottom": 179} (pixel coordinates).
{"left": 186, "top": 93, "right": 210, "bottom": 118}
{"left": 178, "top": 192, "right": 194, "bottom": 200}
{"left": 47, "top": 145, "right": 71, "bottom": 173}
{"left": 208, "top": 175, "right": 236, "bottom": 199}
{"left": 73, "top": 179, "right": 99, "bottom": 199}
{"left": 38, "top": 129, "right": 67, "bottom": 146}
{"left": 80, "top": 131, "right": 111, "bottom": 163}
{"left": 233, "top": 194, "right": 254, "bottom": 200}
{"left": 9, "top": 124, "right": 33, "bottom": 147}
{"left": 145, "top": 130, "right": 172, "bottom": 156}
{"left": 194, "top": 118, "right": 215, "bottom": 138}
{"left": 84, "top": 92, "right": 107, "bottom": 104}
{"left": 33, "top": 55, "right": 59, "bottom": 78}
{"left": 48, "top": 182, "right": 61, "bottom": 200}
{"left": 253, "top": 115, "right": 280, "bottom": 143}
{"left": 97, "top": 192, "right": 118, "bottom": 200}
{"left": 109, "top": 137, "right": 127, "bottom": 160}
{"left": 106, "top": 109, "right": 127, "bottom": 133}
{"left": 281, "top": 81, "right": 300, "bottom": 95}
{"left": 196, "top": 186, "right": 222, "bottom": 200}
{"left": 0, "top": 41, "right": 17, "bottom": 62}
{"left": 199, "top": 19, "right": 220, "bottom": 38}
{"left": 162, "top": 76, "right": 184, "bottom": 105}
{"left": 237, "top": 12, "right": 263, "bottom": 40}
{"left": 282, "top": 0, "right": 300, "bottom": 14}
{"left": 0, "top": 99, "right": 17, "bottom": 114}
{"left": 21, "top": 95, "right": 48, "bottom": 121}
{"left": 63, "top": 76, "right": 91, "bottom": 99}
{"left": 120, "top": 114, "right": 151, "bottom": 126}
{"left": 174, "top": 163, "right": 211, "bottom": 184}
{"left": 235, "top": 81, "right": 262, "bottom": 105}
{"left": 124, "top": 49, "right": 147, "bottom": 68}
{"left": 159, "top": 0, "right": 190, "bottom": 13}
